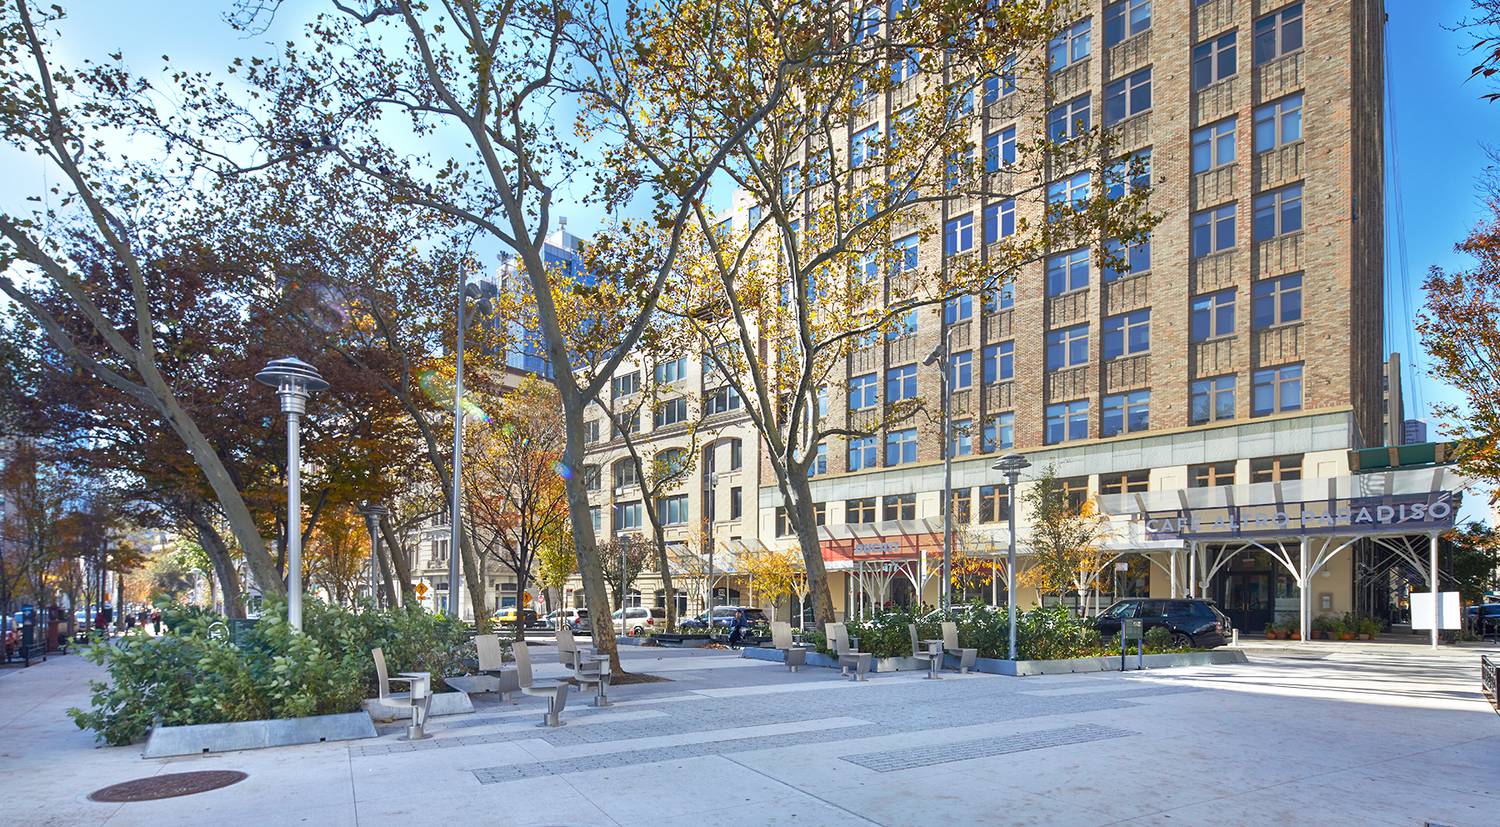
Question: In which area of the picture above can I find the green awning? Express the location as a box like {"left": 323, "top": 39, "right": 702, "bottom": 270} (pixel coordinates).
{"left": 1348, "top": 442, "right": 1456, "bottom": 472}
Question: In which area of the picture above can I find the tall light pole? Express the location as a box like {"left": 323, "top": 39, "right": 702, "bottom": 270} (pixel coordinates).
{"left": 704, "top": 472, "right": 719, "bottom": 622}
{"left": 924, "top": 330, "right": 954, "bottom": 614}
{"left": 360, "top": 503, "right": 388, "bottom": 611}
{"left": 992, "top": 453, "right": 1030, "bottom": 660}
{"left": 449, "top": 274, "right": 497, "bottom": 620}
{"left": 256, "top": 357, "right": 329, "bottom": 632}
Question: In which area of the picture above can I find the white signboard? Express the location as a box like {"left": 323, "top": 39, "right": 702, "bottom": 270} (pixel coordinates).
{"left": 1410, "top": 591, "right": 1461, "bottom": 631}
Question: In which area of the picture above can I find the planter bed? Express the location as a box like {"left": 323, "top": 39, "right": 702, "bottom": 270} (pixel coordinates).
{"left": 646, "top": 633, "right": 716, "bottom": 648}
{"left": 971, "top": 649, "right": 1248, "bottom": 677}
{"left": 142, "top": 711, "right": 376, "bottom": 758}
{"left": 742, "top": 647, "right": 938, "bottom": 673}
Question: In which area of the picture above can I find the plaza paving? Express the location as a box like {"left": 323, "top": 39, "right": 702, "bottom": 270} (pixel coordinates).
{"left": 2, "top": 640, "right": 1497, "bottom": 826}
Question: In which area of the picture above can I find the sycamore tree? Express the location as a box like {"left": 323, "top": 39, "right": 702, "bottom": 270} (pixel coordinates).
{"left": 1020, "top": 466, "right": 1110, "bottom": 613}
{"left": 644, "top": 0, "right": 1155, "bottom": 624}
{"left": 1418, "top": 192, "right": 1500, "bottom": 495}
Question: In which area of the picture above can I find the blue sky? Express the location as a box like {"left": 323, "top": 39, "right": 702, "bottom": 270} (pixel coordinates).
{"left": 5, "top": 0, "right": 1499, "bottom": 512}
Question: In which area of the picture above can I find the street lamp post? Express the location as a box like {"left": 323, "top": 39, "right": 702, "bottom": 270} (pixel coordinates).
{"left": 924, "top": 330, "right": 954, "bottom": 614}
{"left": 360, "top": 503, "right": 388, "bottom": 611}
{"left": 449, "top": 275, "right": 498, "bottom": 620}
{"left": 256, "top": 357, "right": 329, "bottom": 632}
{"left": 991, "top": 453, "right": 1030, "bottom": 660}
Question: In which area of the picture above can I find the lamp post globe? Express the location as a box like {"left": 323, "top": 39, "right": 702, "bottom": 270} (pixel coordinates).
{"left": 255, "top": 357, "right": 329, "bottom": 632}
{"left": 991, "top": 453, "right": 1030, "bottom": 660}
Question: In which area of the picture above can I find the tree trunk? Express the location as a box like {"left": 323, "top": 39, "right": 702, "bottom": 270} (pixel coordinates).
{"left": 378, "top": 514, "right": 416, "bottom": 603}
{"left": 655, "top": 538, "right": 677, "bottom": 631}
{"left": 557, "top": 396, "right": 621, "bottom": 674}
{"left": 189, "top": 510, "right": 245, "bottom": 620}
{"left": 376, "top": 530, "right": 399, "bottom": 608}
{"left": 785, "top": 473, "right": 835, "bottom": 626}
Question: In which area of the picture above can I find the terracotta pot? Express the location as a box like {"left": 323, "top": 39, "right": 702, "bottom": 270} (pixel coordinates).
{"left": 1339, "top": 632, "right": 1356, "bottom": 641}
{"left": 1362, "top": 633, "right": 1376, "bottom": 640}
{"left": 1265, "top": 631, "right": 1279, "bottom": 640}
{"left": 1289, "top": 631, "right": 1302, "bottom": 640}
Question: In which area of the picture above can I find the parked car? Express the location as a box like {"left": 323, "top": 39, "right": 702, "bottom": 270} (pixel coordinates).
{"left": 680, "top": 606, "right": 769, "bottom": 630}
{"left": 610, "top": 606, "right": 667, "bottom": 636}
{"left": 1466, "top": 603, "right": 1500, "bottom": 636}
{"left": 542, "top": 608, "right": 590, "bottom": 632}
{"left": 1094, "top": 598, "right": 1231, "bottom": 648}
{"left": 493, "top": 607, "right": 539, "bottom": 626}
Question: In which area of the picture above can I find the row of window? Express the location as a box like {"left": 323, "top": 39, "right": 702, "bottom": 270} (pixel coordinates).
{"left": 606, "top": 486, "right": 747, "bottom": 532}
{"left": 1052, "top": 2, "right": 1302, "bottom": 73}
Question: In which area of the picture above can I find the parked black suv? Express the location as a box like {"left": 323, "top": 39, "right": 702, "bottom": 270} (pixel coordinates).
{"left": 1094, "top": 598, "right": 1231, "bottom": 648}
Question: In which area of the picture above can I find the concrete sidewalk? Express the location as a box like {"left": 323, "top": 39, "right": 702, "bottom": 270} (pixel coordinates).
{"left": 3, "top": 642, "right": 1497, "bottom": 826}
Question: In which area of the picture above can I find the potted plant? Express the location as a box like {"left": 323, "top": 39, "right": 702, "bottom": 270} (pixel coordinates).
{"left": 1286, "top": 620, "right": 1301, "bottom": 641}
{"left": 1311, "top": 614, "right": 1334, "bottom": 640}
{"left": 1358, "top": 616, "right": 1381, "bottom": 640}
{"left": 1334, "top": 614, "right": 1356, "bottom": 641}
{"left": 1264, "top": 622, "right": 1279, "bottom": 640}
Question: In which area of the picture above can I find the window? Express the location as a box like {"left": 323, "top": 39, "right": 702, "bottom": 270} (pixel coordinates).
{"left": 1046, "top": 324, "right": 1089, "bottom": 370}
{"left": 886, "top": 427, "right": 918, "bottom": 465}
{"left": 1046, "top": 248, "right": 1090, "bottom": 295}
{"left": 1106, "top": 150, "right": 1151, "bottom": 200}
{"left": 945, "top": 146, "right": 973, "bottom": 191}
{"left": 1191, "top": 31, "right": 1236, "bottom": 90}
{"left": 983, "top": 54, "right": 1018, "bottom": 103}
{"left": 1190, "top": 375, "right": 1236, "bottom": 424}
{"left": 656, "top": 495, "right": 689, "bottom": 526}
{"left": 1048, "top": 95, "right": 1091, "bottom": 142}
{"left": 945, "top": 487, "right": 973, "bottom": 523}
{"left": 1251, "top": 454, "right": 1303, "bottom": 483}
{"left": 1253, "top": 184, "right": 1302, "bottom": 240}
{"left": 729, "top": 486, "right": 743, "bottom": 520}
{"left": 781, "top": 163, "right": 801, "bottom": 200}
{"left": 1100, "top": 470, "right": 1149, "bottom": 495}
{"left": 654, "top": 357, "right": 687, "bottom": 384}
{"left": 891, "top": 233, "right": 919, "bottom": 278}
{"left": 1058, "top": 476, "right": 1090, "bottom": 512}
{"left": 983, "top": 199, "right": 1016, "bottom": 244}
{"left": 887, "top": 364, "right": 917, "bottom": 402}
{"left": 1190, "top": 462, "right": 1235, "bottom": 488}
{"left": 728, "top": 437, "right": 743, "bottom": 470}
{"left": 982, "top": 341, "right": 1014, "bottom": 384}
{"left": 983, "top": 412, "right": 1014, "bottom": 451}
{"left": 583, "top": 418, "right": 602, "bottom": 445}
{"left": 590, "top": 506, "right": 602, "bottom": 532}
{"left": 612, "top": 371, "right": 640, "bottom": 399}
{"left": 1049, "top": 19, "right": 1091, "bottom": 72}
{"left": 945, "top": 213, "right": 974, "bottom": 256}
{"left": 851, "top": 123, "right": 880, "bottom": 168}
{"left": 892, "top": 48, "right": 920, "bottom": 84}
{"left": 847, "top": 497, "right": 878, "bottom": 524}
{"left": 888, "top": 309, "right": 918, "bottom": 340}
{"left": 1104, "top": 68, "right": 1151, "bottom": 125}
{"left": 1104, "top": 0, "right": 1151, "bottom": 47}
{"left": 1047, "top": 171, "right": 1091, "bottom": 220}
{"left": 948, "top": 80, "right": 974, "bottom": 118}
{"left": 1192, "top": 119, "right": 1236, "bottom": 173}
{"left": 1045, "top": 400, "right": 1089, "bottom": 444}
{"left": 985, "top": 282, "right": 1015, "bottom": 312}
{"left": 1252, "top": 363, "right": 1303, "bottom": 416}
{"left": 1191, "top": 203, "right": 1236, "bottom": 257}
{"left": 614, "top": 409, "right": 640, "bottom": 437}
{"left": 654, "top": 397, "right": 689, "bottom": 428}
{"left": 657, "top": 447, "right": 688, "bottom": 477}
{"left": 1190, "top": 290, "right": 1235, "bottom": 341}
{"left": 978, "top": 484, "right": 1012, "bottom": 523}
{"left": 1101, "top": 390, "right": 1150, "bottom": 436}
{"left": 704, "top": 386, "right": 742, "bottom": 416}
{"left": 1254, "top": 94, "right": 1302, "bottom": 152}
{"left": 1102, "top": 236, "right": 1151, "bottom": 282}
{"left": 809, "top": 443, "right": 827, "bottom": 477}
{"left": 1102, "top": 309, "right": 1150, "bottom": 359}
{"left": 1254, "top": 2, "right": 1302, "bottom": 65}
{"left": 583, "top": 464, "right": 601, "bottom": 493}
{"left": 849, "top": 372, "right": 879, "bottom": 410}
{"left": 950, "top": 418, "right": 973, "bottom": 457}
{"left": 984, "top": 126, "right": 1016, "bottom": 173}
{"left": 1253, "top": 273, "right": 1302, "bottom": 328}
{"left": 848, "top": 435, "right": 878, "bottom": 471}
{"left": 613, "top": 458, "right": 639, "bottom": 489}
{"left": 774, "top": 507, "right": 792, "bottom": 537}
{"left": 853, "top": 5, "right": 880, "bottom": 42}
{"left": 948, "top": 351, "right": 973, "bottom": 390}
{"left": 884, "top": 493, "right": 915, "bottom": 521}
{"left": 615, "top": 500, "right": 643, "bottom": 531}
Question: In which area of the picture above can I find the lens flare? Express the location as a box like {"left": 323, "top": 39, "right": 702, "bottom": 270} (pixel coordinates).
{"left": 415, "top": 369, "right": 492, "bottom": 424}
{"left": 553, "top": 461, "right": 573, "bottom": 480}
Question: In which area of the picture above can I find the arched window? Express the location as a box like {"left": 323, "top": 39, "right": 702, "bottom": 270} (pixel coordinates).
{"left": 656, "top": 447, "right": 688, "bottom": 478}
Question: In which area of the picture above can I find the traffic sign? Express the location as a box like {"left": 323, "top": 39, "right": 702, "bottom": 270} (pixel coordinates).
{"left": 414, "top": 582, "right": 430, "bottom": 599}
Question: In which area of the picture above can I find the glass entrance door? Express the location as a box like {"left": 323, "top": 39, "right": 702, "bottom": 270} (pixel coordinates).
{"left": 1217, "top": 570, "right": 1275, "bottom": 632}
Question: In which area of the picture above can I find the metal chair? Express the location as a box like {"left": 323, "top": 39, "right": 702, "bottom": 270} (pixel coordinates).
{"left": 372, "top": 647, "right": 432, "bottom": 739}
{"left": 909, "top": 624, "right": 940, "bottom": 679}
{"left": 475, "top": 634, "right": 521, "bottom": 701}
{"left": 514, "top": 642, "right": 570, "bottom": 727}
{"left": 825, "top": 622, "right": 871, "bottom": 681}
{"left": 770, "top": 621, "right": 809, "bottom": 672}
{"left": 941, "top": 622, "right": 978, "bottom": 674}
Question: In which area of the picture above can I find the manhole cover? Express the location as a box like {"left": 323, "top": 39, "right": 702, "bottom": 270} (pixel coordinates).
{"left": 88, "top": 771, "right": 247, "bottom": 802}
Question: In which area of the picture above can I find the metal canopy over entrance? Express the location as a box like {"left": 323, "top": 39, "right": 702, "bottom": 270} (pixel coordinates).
{"left": 1097, "top": 467, "right": 1473, "bottom": 647}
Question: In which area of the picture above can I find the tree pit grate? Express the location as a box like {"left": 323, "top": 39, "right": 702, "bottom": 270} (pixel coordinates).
{"left": 89, "top": 770, "right": 248, "bottom": 802}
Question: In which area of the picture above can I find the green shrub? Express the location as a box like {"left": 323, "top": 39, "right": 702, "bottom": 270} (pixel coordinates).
{"left": 1143, "top": 625, "right": 1173, "bottom": 651}
{"left": 68, "top": 597, "right": 475, "bottom": 746}
{"left": 1358, "top": 616, "right": 1382, "bottom": 637}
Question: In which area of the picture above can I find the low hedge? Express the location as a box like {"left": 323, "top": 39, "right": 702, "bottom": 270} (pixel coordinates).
{"left": 69, "top": 598, "right": 474, "bottom": 746}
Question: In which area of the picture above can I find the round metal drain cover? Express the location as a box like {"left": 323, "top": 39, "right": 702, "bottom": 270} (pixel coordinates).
{"left": 89, "top": 770, "right": 247, "bottom": 802}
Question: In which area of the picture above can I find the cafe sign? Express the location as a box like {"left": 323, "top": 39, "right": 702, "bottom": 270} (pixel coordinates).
{"left": 1142, "top": 493, "right": 1457, "bottom": 541}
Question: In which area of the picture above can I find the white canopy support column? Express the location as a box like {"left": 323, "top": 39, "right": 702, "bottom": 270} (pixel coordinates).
{"left": 1299, "top": 536, "right": 1311, "bottom": 641}
{"left": 1188, "top": 541, "right": 1197, "bottom": 597}
{"left": 1169, "top": 550, "right": 1179, "bottom": 598}
{"left": 1430, "top": 531, "right": 1440, "bottom": 650}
